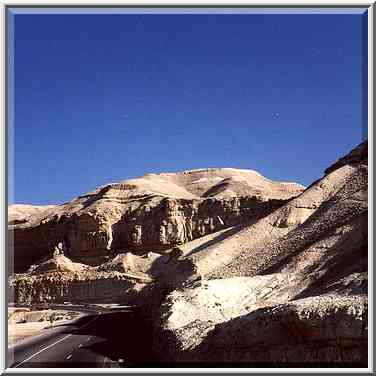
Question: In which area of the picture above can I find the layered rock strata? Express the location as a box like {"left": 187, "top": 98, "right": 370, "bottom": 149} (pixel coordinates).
{"left": 10, "top": 268, "right": 152, "bottom": 306}
{"left": 9, "top": 169, "right": 304, "bottom": 272}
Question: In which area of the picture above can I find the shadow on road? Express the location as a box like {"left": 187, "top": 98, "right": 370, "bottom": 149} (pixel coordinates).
{"left": 74, "top": 310, "right": 155, "bottom": 366}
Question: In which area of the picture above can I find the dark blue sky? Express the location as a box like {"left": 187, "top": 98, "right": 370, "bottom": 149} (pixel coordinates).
{"left": 11, "top": 11, "right": 367, "bottom": 205}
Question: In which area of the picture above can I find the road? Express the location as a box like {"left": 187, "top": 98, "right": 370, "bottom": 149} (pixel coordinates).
{"left": 8, "top": 304, "right": 153, "bottom": 368}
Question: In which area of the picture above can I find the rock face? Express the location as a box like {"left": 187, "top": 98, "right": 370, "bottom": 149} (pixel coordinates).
{"left": 154, "top": 274, "right": 297, "bottom": 360}
{"left": 181, "top": 142, "right": 367, "bottom": 281}
{"left": 10, "top": 272, "right": 152, "bottom": 306}
{"left": 9, "top": 168, "right": 304, "bottom": 272}
{"left": 153, "top": 141, "right": 368, "bottom": 365}
{"left": 191, "top": 295, "right": 367, "bottom": 365}
{"left": 9, "top": 254, "right": 153, "bottom": 306}
{"left": 9, "top": 250, "right": 199, "bottom": 307}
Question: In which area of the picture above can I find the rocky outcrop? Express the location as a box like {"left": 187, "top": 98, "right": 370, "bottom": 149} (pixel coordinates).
{"left": 28, "top": 255, "right": 87, "bottom": 275}
{"left": 8, "top": 308, "right": 78, "bottom": 324}
{"left": 111, "top": 196, "right": 286, "bottom": 251}
{"left": 10, "top": 249, "right": 199, "bottom": 306}
{"left": 155, "top": 287, "right": 367, "bottom": 364}
{"left": 152, "top": 141, "right": 368, "bottom": 365}
{"left": 183, "top": 141, "right": 367, "bottom": 280}
{"left": 153, "top": 274, "right": 299, "bottom": 360}
{"left": 9, "top": 169, "right": 304, "bottom": 272}
{"left": 189, "top": 295, "right": 367, "bottom": 365}
{"left": 324, "top": 140, "right": 367, "bottom": 175}
{"left": 10, "top": 270, "right": 152, "bottom": 306}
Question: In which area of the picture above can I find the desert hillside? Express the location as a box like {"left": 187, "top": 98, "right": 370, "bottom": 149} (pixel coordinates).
{"left": 9, "top": 140, "right": 368, "bottom": 366}
{"left": 9, "top": 168, "right": 304, "bottom": 272}
{"left": 153, "top": 140, "right": 367, "bottom": 364}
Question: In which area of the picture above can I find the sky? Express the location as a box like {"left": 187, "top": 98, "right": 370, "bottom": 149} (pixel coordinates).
{"left": 10, "top": 10, "right": 367, "bottom": 205}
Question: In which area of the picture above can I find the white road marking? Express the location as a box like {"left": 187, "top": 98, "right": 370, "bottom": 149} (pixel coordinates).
{"left": 78, "top": 344, "right": 83, "bottom": 348}
{"left": 65, "top": 354, "right": 72, "bottom": 360}
{"left": 9, "top": 312, "right": 88, "bottom": 350}
{"left": 14, "top": 333, "right": 73, "bottom": 368}
{"left": 9, "top": 318, "right": 79, "bottom": 350}
{"left": 14, "top": 313, "right": 101, "bottom": 368}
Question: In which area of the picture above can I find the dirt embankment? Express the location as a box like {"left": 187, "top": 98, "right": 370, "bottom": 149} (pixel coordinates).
{"left": 8, "top": 307, "right": 80, "bottom": 345}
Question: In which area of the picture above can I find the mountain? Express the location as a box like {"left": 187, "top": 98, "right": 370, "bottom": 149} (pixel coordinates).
{"left": 9, "top": 168, "right": 304, "bottom": 272}
{"left": 9, "top": 141, "right": 368, "bottom": 366}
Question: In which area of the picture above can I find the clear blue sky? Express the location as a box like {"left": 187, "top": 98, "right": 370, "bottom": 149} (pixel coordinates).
{"left": 11, "top": 11, "right": 367, "bottom": 205}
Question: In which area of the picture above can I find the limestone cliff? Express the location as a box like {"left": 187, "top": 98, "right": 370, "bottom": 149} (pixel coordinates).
{"left": 9, "top": 168, "right": 304, "bottom": 272}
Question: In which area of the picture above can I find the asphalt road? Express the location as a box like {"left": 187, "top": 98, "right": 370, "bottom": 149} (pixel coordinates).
{"left": 8, "top": 305, "right": 153, "bottom": 368}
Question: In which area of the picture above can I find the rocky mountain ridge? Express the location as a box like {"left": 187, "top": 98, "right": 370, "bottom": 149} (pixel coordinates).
{"left": 9, "top": 141, "right": 368, "bottom": 366}
{"left": 9, "top": 168, "right": 304, "bottom": 272}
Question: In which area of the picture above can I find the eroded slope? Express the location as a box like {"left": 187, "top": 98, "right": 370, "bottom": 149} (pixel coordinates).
{"left": 154, "top": 141, "right": 368, "bottom": 365}
{"left": 9, "top": 168, "right": 303, "bottom": 272}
